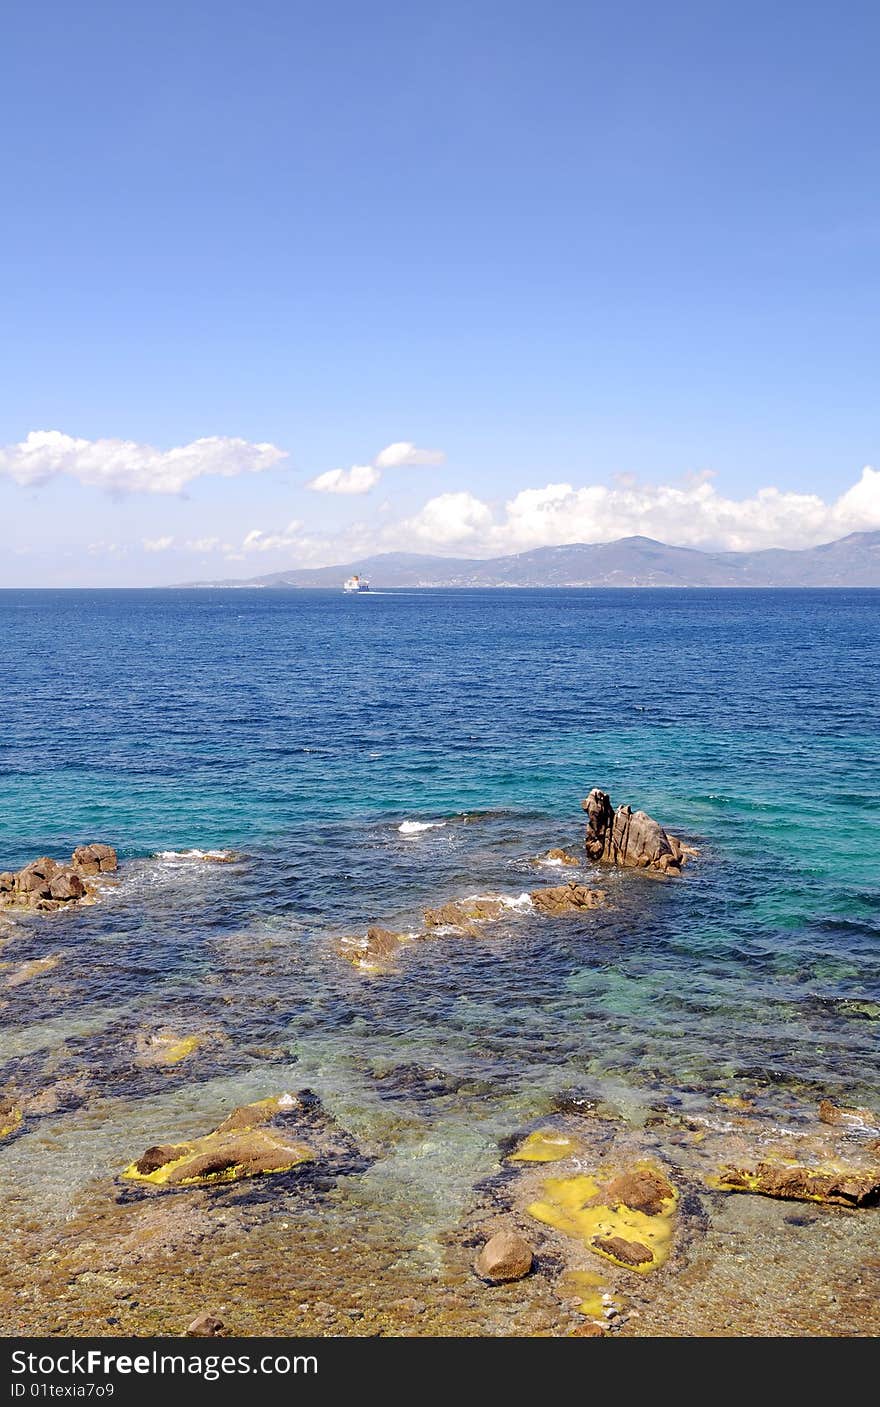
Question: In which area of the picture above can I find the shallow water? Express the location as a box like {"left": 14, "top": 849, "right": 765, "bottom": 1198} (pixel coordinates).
{"left": 1, "top": 587, "right": 878, "bottom": 1334}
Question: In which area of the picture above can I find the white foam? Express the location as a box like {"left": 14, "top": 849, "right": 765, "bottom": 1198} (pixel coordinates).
{"left": 462, "top": 891, "right": 535, "bottom": 912}
{"left": 153, "top": 848, "right": 236, "bottom": 863}
{"left": 398, "top": 820, "right": 447, "bottom": 835}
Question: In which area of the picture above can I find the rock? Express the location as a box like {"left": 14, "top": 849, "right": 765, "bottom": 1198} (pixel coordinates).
{"left": 527, "top": 1163, "right": 678, "bottom": 1274}
{"left": 474, "top": 1231, "right": 533, "bottom": 1283}
{"left": 529, "top": 883, "right": 605, "bottom": 915}
{"left": 14, "top": 857, "right": 61, "bottom": 896}
{"left": 715, "top": 1159, "right": 880, "bottom": 1206}
{"left": 818, "top": 1099, "right": 879, "bottom": 1131}
{"left": 0, "top": 847, "right": 114, "bottom": 913}
{"left": 536, "top": 848, "right": 580, "bottom": 868}
{"left": 336, "top": 926, "right": 411, "bottom": 971}
{"left": 124, "top": 1090, "right": 360, "bottom": 1191}
{"left": 71, "top": 843, "right": 118, "bottom": 875}
{"left": 582, "top": 788, "right": 691, "bottom": 874}
{"left": 423, "top": 897, "right": 507, "bottom": 937}
{"left": 4, "top": 954, "right": 61, "bottom": 988}
{"left": 134, "top": 1029, "right": 212, "bottom": 1068}
{"left": 605, "top": 1168, "right": 676, "bottom": 1216}
{"left": 185, "top": 1312, "right": 225, "bottom": 1337}
{"left": 509, "top": 1130, "right": 581, "bottom": 1163}
{"left": 49, "top": 869, "right": 87, "bottom": 902}
{"left": 591, "top": 1234, "right": 654, "bottom": 1267}
{"left": 0, "top": 1098, "right": 22, "bottom": 1139}
{"left": 23, "top": 1076, "right": 91, "bottom": 1116}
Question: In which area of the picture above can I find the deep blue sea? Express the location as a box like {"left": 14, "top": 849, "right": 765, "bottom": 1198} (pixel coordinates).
{"left": 1, "top": 587, "right": 879, "bottom": 1228}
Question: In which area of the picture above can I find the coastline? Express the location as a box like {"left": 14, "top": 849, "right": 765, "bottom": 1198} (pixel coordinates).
{"left": 1, "top": 793, "right": 877, "bottom": 1339}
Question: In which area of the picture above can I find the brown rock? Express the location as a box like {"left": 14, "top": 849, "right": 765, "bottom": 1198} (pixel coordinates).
{"left": 538, "top": 848, "right": 580, "bottom": 867}
{"left": 337, "top": 926, "right": 409, "bottom": 970}
{"left": 0, "top": 873, "right": 14, "bottom": 893}
{"left": 717, "top": 1159, "right": 880, "bottom": 1206}
{"left": 582, "top": 788, "right": 689, "bottom": 874}
{"left": 14, "top": 858, "right": 61, "bottom": 896}
{"left": 23, "top": 1076, "right": 91, "bottom": 1116}
{"left": 591, "top": 1234, "right": 654, "bottom": 1267}
{"left": 529, "top": 883, "right": 605, "bottom": 915}
{"left": 71, "top": 843, "right": 118, "bottom": 875}
{"left": 49, "top": 869, "right": 86, "bottom": 902}
{"left": 134, "top": 1143, "right": 183, "bottom": 1176}
{"left": 423, "top": 897, "right": 507, "bottom": 936}
{"left": 185, "top": 1312, "right": 225, "bottom": 1338}
{"left": 605, "top": 1168, "right": 675, "bottom": 1216}
{"left": 818, "top": 1099, "right": 878, "bottom": 1131}
{"left": 474, "top": 1230, "right": 533, "bottom": 1283}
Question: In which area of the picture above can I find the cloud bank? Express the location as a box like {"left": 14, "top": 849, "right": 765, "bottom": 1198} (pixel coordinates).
{"left": 395, "top": 467, "right": 880, "bottom": 556}
{"left": 0, "top": 430, "right": 286, "bottom": 494}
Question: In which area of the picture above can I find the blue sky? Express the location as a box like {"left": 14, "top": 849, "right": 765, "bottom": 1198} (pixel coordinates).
{"left": 3, "top": 0, "right": 880, "bottom": 583}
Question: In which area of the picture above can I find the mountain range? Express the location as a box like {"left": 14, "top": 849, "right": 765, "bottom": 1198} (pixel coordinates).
{"left": 184, "top": 530, "right": 880, "bottom": 589}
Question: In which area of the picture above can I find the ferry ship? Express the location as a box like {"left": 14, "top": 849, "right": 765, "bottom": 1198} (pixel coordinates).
{"left": 343, "top": 574, "right": 370, "bottom": 593}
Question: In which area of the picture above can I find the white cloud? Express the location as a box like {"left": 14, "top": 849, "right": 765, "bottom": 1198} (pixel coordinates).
{"left": 142, "top": 535, "right": 174, "bottom": 552}
{"left": 391, "top": 466, "right": 880, "bottom": 557}
{"left": 308, "top": 440, "right": 445, "bottom": 494}
{"left": 186, "top": 536, "right": 222, "bottom": 553}
{"left": 0, "top": 430, "right": 287, "bottom": 495}
{"left": 396, "top": 491, "right": 495, "bottom": 545}
{"left": 241, "top": 520, "right": 304, "bottom": 553}
{"left": 307, "top": 464, "right": 381, "bottom": 495}
{"left": 373, "top": 441, "right": 445, "bottom": 469}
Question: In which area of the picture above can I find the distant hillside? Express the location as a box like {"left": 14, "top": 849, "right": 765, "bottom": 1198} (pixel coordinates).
{"left": 181, "top": 530, "right": 880, "bottom": 589}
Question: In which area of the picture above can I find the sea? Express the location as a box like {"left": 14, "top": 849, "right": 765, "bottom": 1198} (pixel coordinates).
{"left": 0, "top": 587, "right": 878, "bottom": 1333}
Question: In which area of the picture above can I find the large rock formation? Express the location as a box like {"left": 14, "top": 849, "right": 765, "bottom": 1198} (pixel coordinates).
{"left": 0, "top": 844, "right": 117, "bottom": 913}
{"left": 582, "top": 789, "right": 693, "bottom": 875}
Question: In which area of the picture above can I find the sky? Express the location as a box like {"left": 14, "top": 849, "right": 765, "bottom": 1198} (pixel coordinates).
{"left": 3, "top": 0, "right": 880, "bottom": 585}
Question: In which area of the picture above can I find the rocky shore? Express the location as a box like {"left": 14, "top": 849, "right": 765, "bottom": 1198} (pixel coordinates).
{"left": 1, "top": 789, "right": 878, "bottom": 1339}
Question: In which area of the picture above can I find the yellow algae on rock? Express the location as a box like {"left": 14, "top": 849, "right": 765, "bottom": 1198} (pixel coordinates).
{"left": 509, "top": 1130, "right": 581, "bottom": 1163}
{"left": 559, "top": 1268, "right": 614, "bottom": 1319}
{"left": 134, "top": 1031, "right": 210, "bottom": 1069}
{"left": 710, "top": 1157, "right": 880, "bottom": 1206}
{"left": 123, "top": 1092, "right": 323, "bottom": 1188}
{"left": 123, "top": 1129, "right": 315, "bottom": 1187}
{"left": 0, "top": 1101, "right": 22, "bottom": 1139}
{"left": 527, "top": 1164, "right": 678, "bottom": 1274}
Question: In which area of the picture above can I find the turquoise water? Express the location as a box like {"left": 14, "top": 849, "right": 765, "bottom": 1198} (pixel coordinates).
{"left": 1, "top": 587, "right": 879, "bottom": 1215}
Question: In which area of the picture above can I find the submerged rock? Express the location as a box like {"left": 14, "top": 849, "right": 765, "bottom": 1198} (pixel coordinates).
{"left": 474, "top": 1231, "right": 533, "bottom": 1283}
{"left": 818, "top": 1099, "right": 879, "bottom": 1131}
{"left": 529, "top": 883, "right": 605, "bottom": 915}
{"left": 133, "top": 1028, "right": 217, "bottom": 1069}
{"left": 123, "top": 1090, "right": 363, "bottom": 1193}
{"left": 509, "top": 1130, "right": 582, "bottom": 1163}
{"left": 336, "top": 926, "right": 414, "bottom": 972}
{"left": 582, "top": 788, "right": 693, "bottom": 875}
{"left": 3, "top": 954, "right": 61, "bottom": 988}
